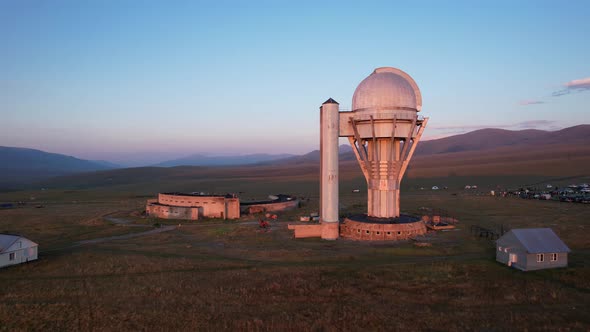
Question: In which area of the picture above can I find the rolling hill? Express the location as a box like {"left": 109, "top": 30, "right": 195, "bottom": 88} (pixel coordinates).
{"left": 7, "top": 125, "right": 590, "bottom": 191}
{"left": 271, "top": 125, "right": 590, "bottom": 163}
{"left": 155, "top": 153, "right": 295, "bottom": 167}
{"left": 415, "top": 125, "right": 590, "bottom": 155}
{"left": 271, "top": 145, "right": 355, "bottom": 165}
{"left": 32, "top": 125, "right": 590, "bottom": 192}
{"left": 0, "top": 146, "right": 119, "bottom": 189}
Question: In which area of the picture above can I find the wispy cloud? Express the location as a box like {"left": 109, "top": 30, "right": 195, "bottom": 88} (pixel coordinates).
{"left": 518, "top": 99, "right": 545, "bottom": 106}
{"left": 565, "top": 77, "right": 590, "bottom": 89}
{"left": 553, "top": 77, "right": 590, "bottom": 97}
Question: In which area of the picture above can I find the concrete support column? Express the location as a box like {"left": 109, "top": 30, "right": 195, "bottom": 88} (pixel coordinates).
{"left": 367, "top": 183, "right": 400, "bottom": 218}
{"left": 320, "top": 98, "right": 340, "bottom": 240}
{"left": 362, "top": 136, "right": 403, "bottom": 218}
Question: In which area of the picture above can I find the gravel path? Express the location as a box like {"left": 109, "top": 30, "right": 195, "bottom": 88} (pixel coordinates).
{"left": 105, "top": 216, "right": 155, "bottom": 227}
{"left": 104, "top": 216, "right": 134, "bottom": 225}
{"left": 74, "top": 214, "right": 267, "bottom": 247}
{"left": 74, "top": 225, "right": 177, "bottom": 246}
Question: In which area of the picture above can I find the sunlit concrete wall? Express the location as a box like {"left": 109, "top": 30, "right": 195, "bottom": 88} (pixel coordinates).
{"left": 242, "top": 199, "right": 299, "bottom": 214}
{"left": 287, "top": 224, "right": 323, "bottom": 238}
{"left": 225, "top": 199, "right": 240, "bottom": 219}
{"left": 340, "top": 219, "right": 426, "bottom": 241}
{"left": 421, "top": 215, "right": 459, "bottom": 224}
{"left": 146, "top": 204, "right": 201, "bottom": 220}
{"left": 158, "top": 193, "right": 239, "bottom": 219}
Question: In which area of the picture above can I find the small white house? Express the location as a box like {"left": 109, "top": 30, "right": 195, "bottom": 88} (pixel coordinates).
{"left": 0, "top": 234, "right": 38, "bottom": 268}
{"left": 496, "top": 228, "right": 569, "bottom": 271}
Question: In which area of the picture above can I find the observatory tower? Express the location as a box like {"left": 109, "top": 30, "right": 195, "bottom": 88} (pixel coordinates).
{"left": 319, "top": 67, "right": 428, "bottom": 240}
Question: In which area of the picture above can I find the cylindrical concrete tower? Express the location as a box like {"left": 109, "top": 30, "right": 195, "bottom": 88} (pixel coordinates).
{"left": 346, "top": 67, "right": 428, "bottom": 218}
{"left": 320, "top": 98, "right": 340, "bottom": 240}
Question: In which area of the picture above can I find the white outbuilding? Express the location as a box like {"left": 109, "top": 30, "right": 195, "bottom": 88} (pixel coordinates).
{"left": 0, "top": 234, "right": 38, "bottom": 268}
{"left": 496, "top": 228, "right": 569, "bottom": 271}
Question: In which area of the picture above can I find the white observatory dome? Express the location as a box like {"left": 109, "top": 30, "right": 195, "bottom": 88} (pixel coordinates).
{"left": 352, "top": 67, "right": 422, "bottom": 112}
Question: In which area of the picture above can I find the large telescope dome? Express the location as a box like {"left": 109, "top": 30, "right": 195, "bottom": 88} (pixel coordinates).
{"left": 352, "top": 67, "right": 422, "bottom": 112}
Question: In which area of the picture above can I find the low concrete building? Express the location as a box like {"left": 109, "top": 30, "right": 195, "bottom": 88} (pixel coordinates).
{"left": 147, "top": 193, "right": 240, "bottom": 220}
{"left": 0, "top": 234, "right": 38, "bottom": 268}
{"left": 496, "top": 228, "right": 570, "bottom": 271}
{"left": 146, "top": 203, "right": 202, "bottom": 220}
{"left": 240, "top": 194, "right": 300, "bottom": 214}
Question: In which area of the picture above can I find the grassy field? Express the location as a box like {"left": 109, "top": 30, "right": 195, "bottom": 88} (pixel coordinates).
{"left": 0, "top": 165, "right": 589, "bottom": 331}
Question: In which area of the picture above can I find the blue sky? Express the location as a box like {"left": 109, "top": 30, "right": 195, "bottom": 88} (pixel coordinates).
{"left": 1, "top": 1, "right": 589, "bottom": 166}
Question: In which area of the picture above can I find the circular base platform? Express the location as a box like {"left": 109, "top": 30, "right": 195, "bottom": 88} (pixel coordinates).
{"left": 345, "top": 214, "right": 421, "bottom": 224}
{"left": 340, "top": 214, "right": 426, "bottom": 241}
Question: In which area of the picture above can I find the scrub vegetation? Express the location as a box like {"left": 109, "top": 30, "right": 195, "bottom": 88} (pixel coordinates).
{"left": 0, "top": 163, "right": 588, "bottom": 331}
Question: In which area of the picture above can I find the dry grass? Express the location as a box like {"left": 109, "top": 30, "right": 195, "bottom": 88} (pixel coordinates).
{"left": 0, "top": 166, "right": 589, "bottom": 331}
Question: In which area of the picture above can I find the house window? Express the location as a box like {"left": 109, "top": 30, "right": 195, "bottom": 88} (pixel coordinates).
{"left": 551, "top": 253, "right": 558, "bottom": 261}
{"left": 9, "top": 253, "right": 15, "bottom": 261}
{"left": 537, "top": 254, "right": 544, "bottom": 262}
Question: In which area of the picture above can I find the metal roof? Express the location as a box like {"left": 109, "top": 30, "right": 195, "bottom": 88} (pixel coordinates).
{"left": 0, "top": 234, "right": 37, "bottom": 253}
{"left": 509, "top": 228, "right": 571, "bottom": 254}
{"left": 0, "top": 234, "right": 21, "bottom": 253}
{"left": 323, "top": 98, "right": 339, "bottom": 105}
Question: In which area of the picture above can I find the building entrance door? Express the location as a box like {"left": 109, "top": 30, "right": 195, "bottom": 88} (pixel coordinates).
{"left": 508, "top": 253, "right": 517, "bottom": 266}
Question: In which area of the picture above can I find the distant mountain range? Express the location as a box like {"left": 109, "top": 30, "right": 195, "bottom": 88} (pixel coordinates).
{"left": 269, "top": 125, "right": 590, "bottom": 164}
{"left": 414, "top": 125, "right": 590, "bottom": 155}
{"left": 0, "top": 146, "right": 119, "bottom": 189}
{"left": 154, "top": 153, "right": 295, "bottom": 167}
{"left": 267, "top": 145, "right": 355, "bottom": 165}
{"left": 1, "top": 125, "right": 588, "bottom": 190}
